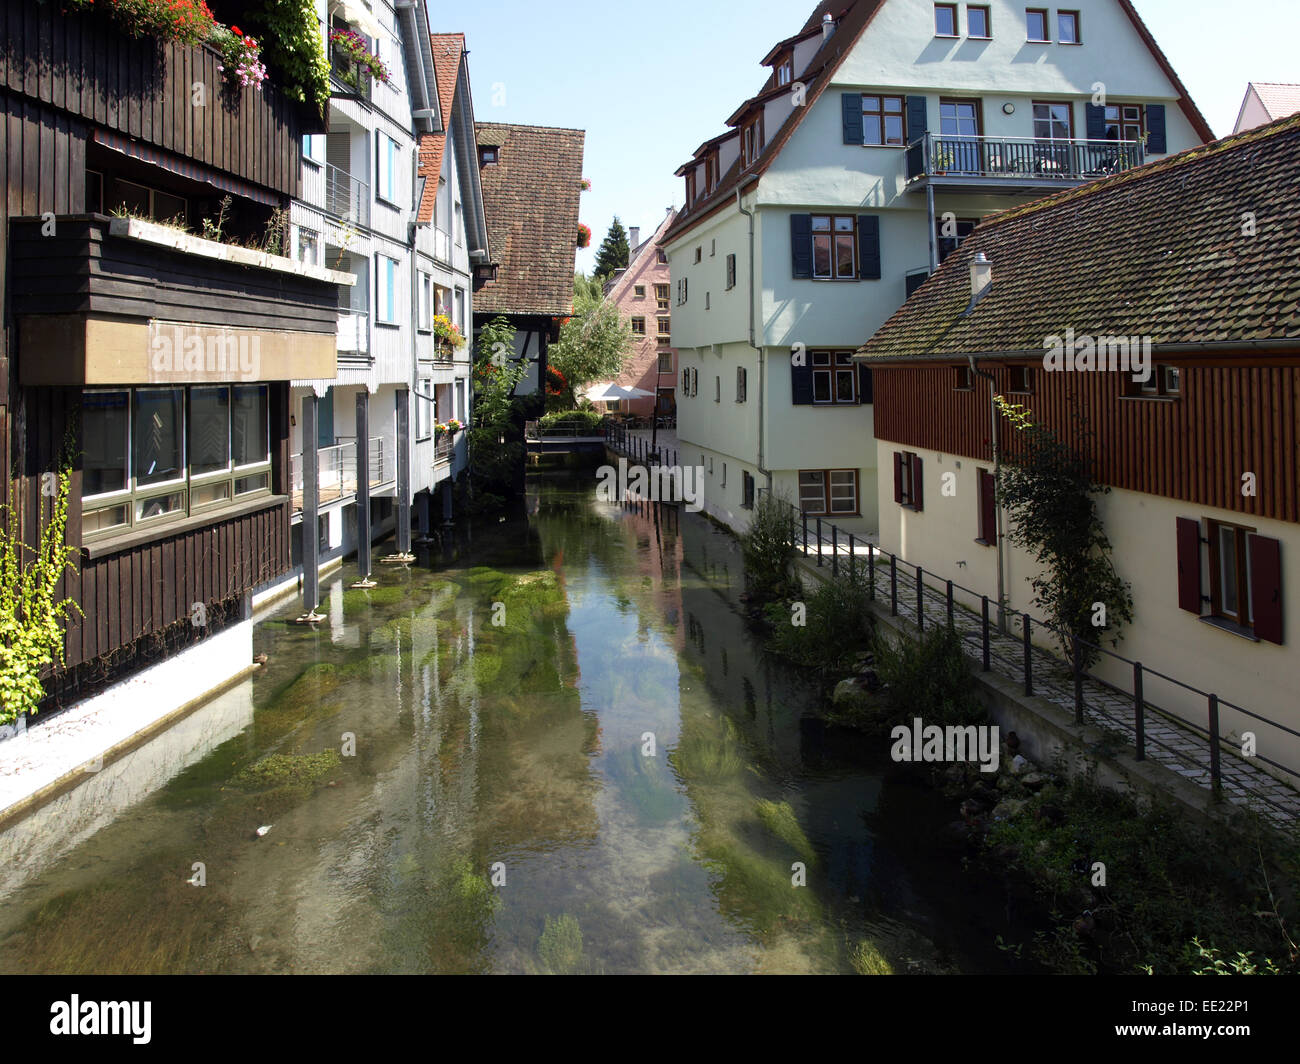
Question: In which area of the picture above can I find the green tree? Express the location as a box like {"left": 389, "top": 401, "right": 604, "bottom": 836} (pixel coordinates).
{"left": 994, "top": 396, "right": 1132, "bottom": 668}
{"left": 547, "top": 285, "right": 633, "bottom": 400}
{"left": 468, "top": 316, "right": 528, "bottom": 513}
{"left": 592, "top": 217, "right": 630, "bottom": 281}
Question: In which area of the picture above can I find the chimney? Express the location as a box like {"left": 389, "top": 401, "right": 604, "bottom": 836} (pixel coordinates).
{"left": 629, "top": 226, "right": 640, "bottom": 251}
{"left": 822, "top": 12, "right": 835, "bottom": 39}
{"left": 970, "top": 252, "right": 992, "bottom": 298}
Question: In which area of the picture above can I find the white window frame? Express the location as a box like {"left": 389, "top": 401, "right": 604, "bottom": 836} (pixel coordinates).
{"left": 376, "top": 131, "right": 399, "bottom": 205}
{"left": 376, "top": 254, "right": 399, "bottom": 324}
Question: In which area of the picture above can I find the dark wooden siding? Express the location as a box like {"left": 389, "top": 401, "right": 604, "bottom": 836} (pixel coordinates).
{"left": 873, "top": 363, "right": 1300, "bottom": 525}
{"left": 10, "top": 216, "right": 339, "bottom": 334}
{"left": 14, "top": 384, "right": 292, "bottom": 673}
{"left": 1, "top": 0, "right": 306, "bottom": 199}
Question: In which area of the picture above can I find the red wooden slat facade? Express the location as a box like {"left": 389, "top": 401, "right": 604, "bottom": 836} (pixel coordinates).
{"left": 873, "top": 363, "right": 1300, "bottom": 525}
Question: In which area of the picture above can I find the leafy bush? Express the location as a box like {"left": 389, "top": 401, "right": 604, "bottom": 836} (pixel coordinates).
{"left": 985, "top": 775, "right": 1299, "bottom": 975}
{"left": 538, "top": 409, "right": 604, "bottom": 434}
{"left": 740, "top": 493, "right": 798, "bottom": 603}
{"left": 872, "top": 624, "right": 985, "bottom": 727}
{"left": 768, "top": 570, "right": 873, "bottom": 673}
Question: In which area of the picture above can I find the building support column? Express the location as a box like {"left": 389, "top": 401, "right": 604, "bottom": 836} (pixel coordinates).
{"left": 351, "top": 390, "right": 376, "bottom": 588}
{"left": 385, "top": 387, "right": 415, "bottom": 563}
{"left": 441, "top": 479, "right": 454, "bottom": 525}
{"left": 295, "top": 394, "right": 324, "bottom": 623}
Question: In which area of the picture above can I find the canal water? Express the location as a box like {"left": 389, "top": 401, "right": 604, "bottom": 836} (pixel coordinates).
{"left": 0, "top": 478, "right": 1026, "bottom": 974}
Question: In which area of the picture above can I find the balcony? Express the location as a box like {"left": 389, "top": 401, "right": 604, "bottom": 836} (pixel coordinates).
{"left": 290, "top": 436, "right": 390, "bottom": 515}
{"left": 324, "top": 162, "right": 371, "bottom": 228}
{"left": 338, "top": 310, "right": 369, "bottom": 357}
{"left": 10, "top": 215, "right": 348, "bottom": 386}
{"left": 905, "top": 133, "right": 1145, "bottom": 194}
{"left": 330, "top": 51, "right": 374, "bottom": 103}
{"left": 434, "top": 434, "right": 454, "bottom": 465}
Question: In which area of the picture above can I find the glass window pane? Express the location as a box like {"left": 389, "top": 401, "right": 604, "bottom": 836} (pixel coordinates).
{"left": 1219, "top": 527, "right": 1238, "bottom": 615}
{"left": 232, "top": 386, "right": 269, "bottom": 467}
{"left": 134, "top": 389, "right": 184, "bottom": 487}
{"left": 836, "top": 234, "right": 855, "bottom": 276}
{"left": 813, "top": 352, "right": 831, "bottom": 365}
{"left": 811, "top": 216, "right": 831, "bottom": 231}
{"left": 83, "top": 504, "right": 128, "bottom": 535}
{"left": 834, "top": 217, "right": 855, "bottom": 232}
{"left": 864, "top": 119, "right": 882, "bottom": 145}
{"left": 862, "top": 96, "right": 880, "bottom": 112}
{"left": 235, "top": 472, "right": 269, "bottom": 496}
{"left": 884, "top": 97, "right": 902, "bottom": 113}
{"left": 137, "top": 490, "right": 186, "bottom": 522}
{"left": 190, "top": 386, "right": 230, "bottom": 477}
{"left": 836, "top": 369, "right": 856, "bottom": 401}
{"left": 884, "top": 115, "right": 904, "bottom": 144}
{"left": 82, "top": 390, "right": 129, "bottom": 497}
{"left": 813, "top": 236, "right": 831, "bottom": 276}
{"left": 813, "top": 372, "right": 831, "bottom": 402}
{"left": 192, "top": 480, "right": 231, "bottom": 508}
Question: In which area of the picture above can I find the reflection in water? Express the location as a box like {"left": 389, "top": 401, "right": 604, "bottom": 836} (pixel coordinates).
{"left": 0, "top": 479, "right": 1018, "bottom": 974}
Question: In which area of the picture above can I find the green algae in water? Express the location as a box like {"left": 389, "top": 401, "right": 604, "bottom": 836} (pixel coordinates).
{"left": 670, "top": 723, "right": 747, "bottom": 782}
{"left": 754, "top": 799, "right": 819, "bottom": 866}
{"left": 698, "top": 831, "right": 821, "bottom": 934}
{"left": 538, "top": 913, "right": 583, "bottom": 974}
{"left": 850, "top": 939, "right": 894, "bottom": 975}
{"left": 232, "top": 750, "right": 341, "bottom": 790}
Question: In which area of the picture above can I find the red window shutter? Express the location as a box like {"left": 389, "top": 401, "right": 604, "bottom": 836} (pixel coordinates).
{"left": 1248, "top": 534, "right": 1283, "bottom": 645}
{"left": 893, "top": 452, "right": 904, "bottom": 504}
{"left": 978, "top": 469, "right": 996, "bottom": 543}
{"left": 910, "top": 453, "right": 923, "bottom": 511}
{"left": 1175, "top": 517, "right": 1202, "bottom": 614}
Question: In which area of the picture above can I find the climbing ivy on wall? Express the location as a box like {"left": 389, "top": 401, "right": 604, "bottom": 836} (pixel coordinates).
{"left": 0, "top": 447, "right": 82, "bottom": 726}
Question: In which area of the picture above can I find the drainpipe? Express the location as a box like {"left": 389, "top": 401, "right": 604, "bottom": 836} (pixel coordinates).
{"left": 962, "top": 253, "right": 1004, "bottom": 630}
{"left": 735, "top": 175, "right": 769, "bottom": 493}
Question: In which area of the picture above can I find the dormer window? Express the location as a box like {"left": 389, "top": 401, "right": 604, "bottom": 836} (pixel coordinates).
{"left": 741, "top": 113, "right": 765, "bottom": 169}
{"left": 685, "top": 170, "right": 697, "bottom": 207}
{"left": 479, "top": 146, "right": 499, "bottom": 166}
{"left": 776, "top": 56, "right": 793, "bottom": 87}
{"left": 706, "top": 153, "right": 720, "bottom": 193}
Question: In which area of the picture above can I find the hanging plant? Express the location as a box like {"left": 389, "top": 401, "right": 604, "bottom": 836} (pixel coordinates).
{"left": 329, "top": 28, "right": 391, "bottom": 87}
{"left": 577, "top": 223, "right": 592, "bottom": 249}
{"left": 580, "top": 178, "right": 591, "bottom": 191}
{"left": 212, "top": 25, "right": 267, "bottom": 90}
{"left": 432, "top": 314, "right": 467, "bottom": 349}
{"left": 65, "top": 0, "right": 216, "bottom": 47}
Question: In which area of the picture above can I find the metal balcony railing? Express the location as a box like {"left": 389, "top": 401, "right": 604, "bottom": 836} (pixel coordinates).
{"left": 324, "top": 162, "right": 370, "bottom": 227}
{"left": 434, "top": 434, "right": 454, "bottom": 464}
{"left": 330, "top": 51, "right": 373, "bottom": 102}
{"left": 906, "top": 133, "right": 1145, "bottom": 185}
{"left": 291, "top": 437, "right": 388, "bottom": 513}
{"left": 337, "top": 310, "right": 369, "bottom": 356}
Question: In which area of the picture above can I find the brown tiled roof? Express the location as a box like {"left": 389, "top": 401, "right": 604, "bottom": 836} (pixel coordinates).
{"left": 856, "top": 114, "right": 1300, "bottom": 363}
{"left": 415, "top": 34, "right": 465, "bottom": 224}
{"left": 474, "top": 122, "right": 586, "bottom": 317}
{"left": 664, "top": 0, "right": 1213, "bottom": 246}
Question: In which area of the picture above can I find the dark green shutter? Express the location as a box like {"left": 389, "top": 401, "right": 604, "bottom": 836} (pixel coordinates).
{"left": 1085, "top": 103, "right": 1106, "bottom": 140}
{"left": 841, "top": 93, "right": 864, "bottom": 145}
{"left": 1145, "top": 104, "right": 1166, "bottom": 153}
{"left": 905, "top": 271, "right": 929, "bottom": 298}
{"left": 790, "top": 214, "right": 813, "bottom": 278}
{"left": 857, "top": 215, "right": 881, "bottom": 280}
{"left": 791, "top": 359, "right": 813, "bottom": 405}
{"left": 905, "top": 96, "right": 928, "bottom": 139}
{"left": 857, "top": 365, "right": 873, "bottom": 404}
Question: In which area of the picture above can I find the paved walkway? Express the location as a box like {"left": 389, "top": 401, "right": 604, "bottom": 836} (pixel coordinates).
{"left": 801, "top": 540, "right": 1300, "bottom": 828}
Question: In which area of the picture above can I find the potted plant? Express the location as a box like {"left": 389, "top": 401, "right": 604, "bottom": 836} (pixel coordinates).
{"left": 577, "top": 223, "right": 592, "bottom": 249}
{"left": 329, "top": 29, "right": 391, "bottom": 90}
{"left": 432, "top": 314, "right": 466, "bottom": 357}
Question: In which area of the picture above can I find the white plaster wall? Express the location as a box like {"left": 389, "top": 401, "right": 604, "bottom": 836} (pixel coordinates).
{"left": 874, "top": 439, "right": 1300, "bottom": 779}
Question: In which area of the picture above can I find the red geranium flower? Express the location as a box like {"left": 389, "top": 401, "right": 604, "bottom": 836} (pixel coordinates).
{"left": 230, "top": 25, "right": 242, "bottom": 35}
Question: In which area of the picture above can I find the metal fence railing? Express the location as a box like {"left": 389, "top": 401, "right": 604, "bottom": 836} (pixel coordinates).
{"left": 757, "top": 489, "right": 1300, "bottom": 826}
{"left": 603, "top": 421, "right": 677, "bottom": 470}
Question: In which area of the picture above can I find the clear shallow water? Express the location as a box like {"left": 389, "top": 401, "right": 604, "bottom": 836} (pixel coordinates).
{"left": 0, "top": 478, "right": 1022, "bottom": 974}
